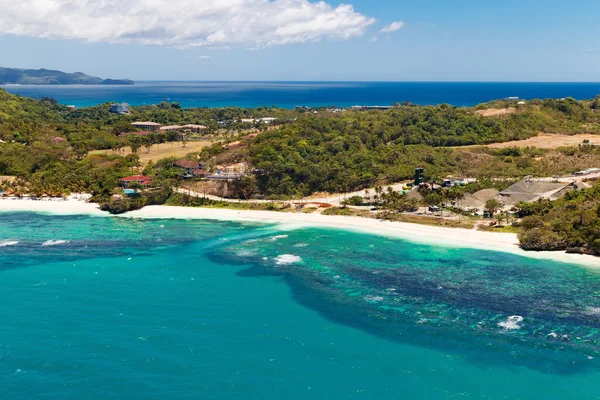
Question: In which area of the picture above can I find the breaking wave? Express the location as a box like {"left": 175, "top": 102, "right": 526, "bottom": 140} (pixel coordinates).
{"left": 274, "top": 254, "right": 302, "bottom": 266}
{"left": 41, "top": 240, "right": 69, "bottom": 247}
{"left": 0, "top": 240, "right": 19, "bottom": 247}
{"left": 270, "top": 235, "right": 289, "bottom": 241}
{"left": 498, "top": 315, "right": 524, "bottom": 330}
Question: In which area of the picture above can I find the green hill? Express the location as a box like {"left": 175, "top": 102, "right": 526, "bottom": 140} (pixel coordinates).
{"left": 0, "top": 67, "right": 133, "bottom": 85}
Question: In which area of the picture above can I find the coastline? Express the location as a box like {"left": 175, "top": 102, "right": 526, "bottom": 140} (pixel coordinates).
{"left": 1, "top": 198, "right": 599, "bottom": 267}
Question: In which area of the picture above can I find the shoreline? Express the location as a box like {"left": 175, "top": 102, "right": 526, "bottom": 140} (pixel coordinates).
{"left": 1, "top": 198, "right": 599, "bottom": 267}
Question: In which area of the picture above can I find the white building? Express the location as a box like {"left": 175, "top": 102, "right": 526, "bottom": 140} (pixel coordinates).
{"left": 110, "top": 103, "right": 130, "bottom": 115}
{"left": 132, "top": 122, "right": 160, "bottom": 132}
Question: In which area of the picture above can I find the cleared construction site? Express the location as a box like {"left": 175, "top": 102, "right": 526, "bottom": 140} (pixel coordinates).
{"left": 460, "top": 178, "right": 589, "bottom": 211}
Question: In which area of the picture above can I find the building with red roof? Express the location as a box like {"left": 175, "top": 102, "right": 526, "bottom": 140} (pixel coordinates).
{"left": 120, "top": 175, "right": 152, "bottom": 188}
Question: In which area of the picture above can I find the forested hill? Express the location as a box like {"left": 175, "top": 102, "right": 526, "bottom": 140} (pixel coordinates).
{"left": 248, "top": 97, "right": 600, "bottom": 195}
{"left": 2, "top": 88, "right": 600, "bottom": 199}
{"left": 0, "top": 67, "right": 133, "bottom": 85}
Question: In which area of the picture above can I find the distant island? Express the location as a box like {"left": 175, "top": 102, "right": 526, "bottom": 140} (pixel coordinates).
{"left": 0, "top": 67, "right": 134, "bottom": 85}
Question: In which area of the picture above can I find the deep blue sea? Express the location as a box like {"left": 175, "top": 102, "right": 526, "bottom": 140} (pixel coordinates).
{"left": 2, "top": 211, "right": 600, "bottom": 399}
{"left": 2, "top": 81, "right": 600, "bottom": 109}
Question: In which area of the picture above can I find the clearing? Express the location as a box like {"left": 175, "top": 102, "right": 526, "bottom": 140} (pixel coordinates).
{"left": 475, "top": 108, "right": 516, "bottom": 117}
{"left": 481, "top": 133, "right": 600, "bottom": 149}
{"left": 89, "top": 140, "right": 215, "bottom": 164}
{"left": 0, "top": 175, "right": 16, "bottom": 184}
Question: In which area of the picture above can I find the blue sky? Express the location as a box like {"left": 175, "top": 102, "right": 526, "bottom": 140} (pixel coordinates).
{"left": 0, "top": 0, "right": 598, "bottom": 81}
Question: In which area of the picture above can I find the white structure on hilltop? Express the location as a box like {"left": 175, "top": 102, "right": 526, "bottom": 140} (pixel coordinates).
{"left": 110, "top": 103, "right": 130, "bottom": 115}
{"left": 240, "top": 117, "right": 277, "bottom": 124}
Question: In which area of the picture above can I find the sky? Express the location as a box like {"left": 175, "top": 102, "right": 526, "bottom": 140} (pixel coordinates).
{"left": 0, "top": 0, "right": 598, "bottom": 82}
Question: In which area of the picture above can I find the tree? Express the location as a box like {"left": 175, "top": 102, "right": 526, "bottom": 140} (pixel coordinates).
{"left": 127, "top": 181, "right": 144, "bottom": 192}
{"left": 495, "top": 214, "right": 505, "bottom": 226}
{"left": 230, "top": 176, "right": 258, "bottom": 200}
{"left": 485, "top": 198, "right": 503, "bottom": 217}
{"left": 112, "top": 121, "right": 135, "bottom": 136}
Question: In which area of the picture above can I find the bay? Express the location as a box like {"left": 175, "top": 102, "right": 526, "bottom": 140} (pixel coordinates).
{"left": 2, "top": 81, "right": 600, "bottom": 109}
{"left": 2, "top": 212, "right": 600, "bottom": 399}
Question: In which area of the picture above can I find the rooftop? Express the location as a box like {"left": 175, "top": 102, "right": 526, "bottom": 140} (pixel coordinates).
{"left": 121, "top": 175, "right": 152, "bottom": 182}
{"left": 132, "top": 121, "right": 160, "bottom": 126}
{"left": 183, "top": 124, "right": 207, "bottom": 129}
{"left": 500, "top": 180, "right": 567, "bottom": 196}
{"left": 174, "top": 160, "right": 201, "bottom": 169}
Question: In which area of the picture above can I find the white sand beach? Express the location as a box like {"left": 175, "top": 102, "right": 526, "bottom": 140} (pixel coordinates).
{"left": 1, "top": 197, "right": 599, "bottom": 267}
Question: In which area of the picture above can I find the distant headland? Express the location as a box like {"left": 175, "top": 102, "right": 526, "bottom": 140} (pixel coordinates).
{"left": 0, "top": 67, "right": 134, "bottom": 85}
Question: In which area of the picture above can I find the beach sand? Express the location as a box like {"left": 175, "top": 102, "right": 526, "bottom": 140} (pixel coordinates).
{"left": 1, "top": 198, "right": 598, "bottom": 267}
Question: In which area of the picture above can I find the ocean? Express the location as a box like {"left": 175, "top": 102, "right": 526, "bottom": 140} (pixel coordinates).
{"left": 2, "top": 81, "right": 600, "bottom": 109}
{"left": 2, "top": 211, "right": 600, "bottom": 399}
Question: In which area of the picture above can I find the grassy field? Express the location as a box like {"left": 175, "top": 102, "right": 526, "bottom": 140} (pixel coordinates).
{"left": 89, "top": 140, "right": 215, "bottom": 164}
{"left": 475, "top": 107, "right": 516, "bottom": 117}
{"left": 481, "top": 133, "right": 600, "bottom": 149}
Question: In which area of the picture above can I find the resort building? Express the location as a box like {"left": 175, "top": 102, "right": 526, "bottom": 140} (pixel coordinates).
{"left": 173, "top": 160, "right": 208, "bottom": 178}
{"left": 131, "top": 122, "right": 160, "bottom": 132}
{"left": 160, "top": 125, "right": 184, "bottom": 132}
{"left": 110, "top": 103, "right": 130, "bottom": 115}
{"left": 160, "top": 125, "right": 207, "bottom": 133}
{"left": 239, "top": 118, "right": 276, "bottom": 124}
{"left": 120, "top": 175, "right": 152, "bottom": 188}
{"left": 182, "top": 124, "right": 208, "bottom": 133}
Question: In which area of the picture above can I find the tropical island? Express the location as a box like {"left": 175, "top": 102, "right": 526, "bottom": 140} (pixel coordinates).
{"left": 1, "top": 88, "right": 600, "bottom": 257}
{"left": 0, "top": 67, "right": 134, "bottom": 85}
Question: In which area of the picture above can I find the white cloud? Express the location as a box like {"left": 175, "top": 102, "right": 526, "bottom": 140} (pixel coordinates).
{"left": 198, "top": 55, "right": 211, "bottom": 59}
{"left": 0, "top": 0, "right": 376, "bottom": 48}
{"left": 381, "top": 21, "right": 405, "bottom": 33}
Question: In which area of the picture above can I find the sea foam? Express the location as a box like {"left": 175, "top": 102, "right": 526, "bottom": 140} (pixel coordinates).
{"left": 274, "top": 254, "right": 302, "bottom": 266}
{"left": 270, "top": 235, "right": 289, "bottom": 241}
{"left": 41, "top": 240, "right": 69, "bottom": 247}
{"left": 498, "top": 316, "right": 524, "bottom": 330}
{"left": 0, "top": 240, "right": 19, "bottom": 247}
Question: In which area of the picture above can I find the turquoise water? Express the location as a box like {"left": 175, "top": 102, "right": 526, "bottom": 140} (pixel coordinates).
{"left": 2, "top": 212, "right": 600, "bottom": 399}
{"left": 3, "top": 81, "right": 600, "bottom": 108}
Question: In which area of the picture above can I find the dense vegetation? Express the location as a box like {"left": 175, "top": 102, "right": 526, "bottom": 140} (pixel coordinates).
{"left": 3, "top": 88, "right": 600, "bottom": 255}
{"left": 247, "top": 100, "right": 600, "bottom": 196}
{"left": 518, "top": 183, "right": 600, "bottom": 255}
{"left": 3, "top": 88, "right": 600, "bottom": 200}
